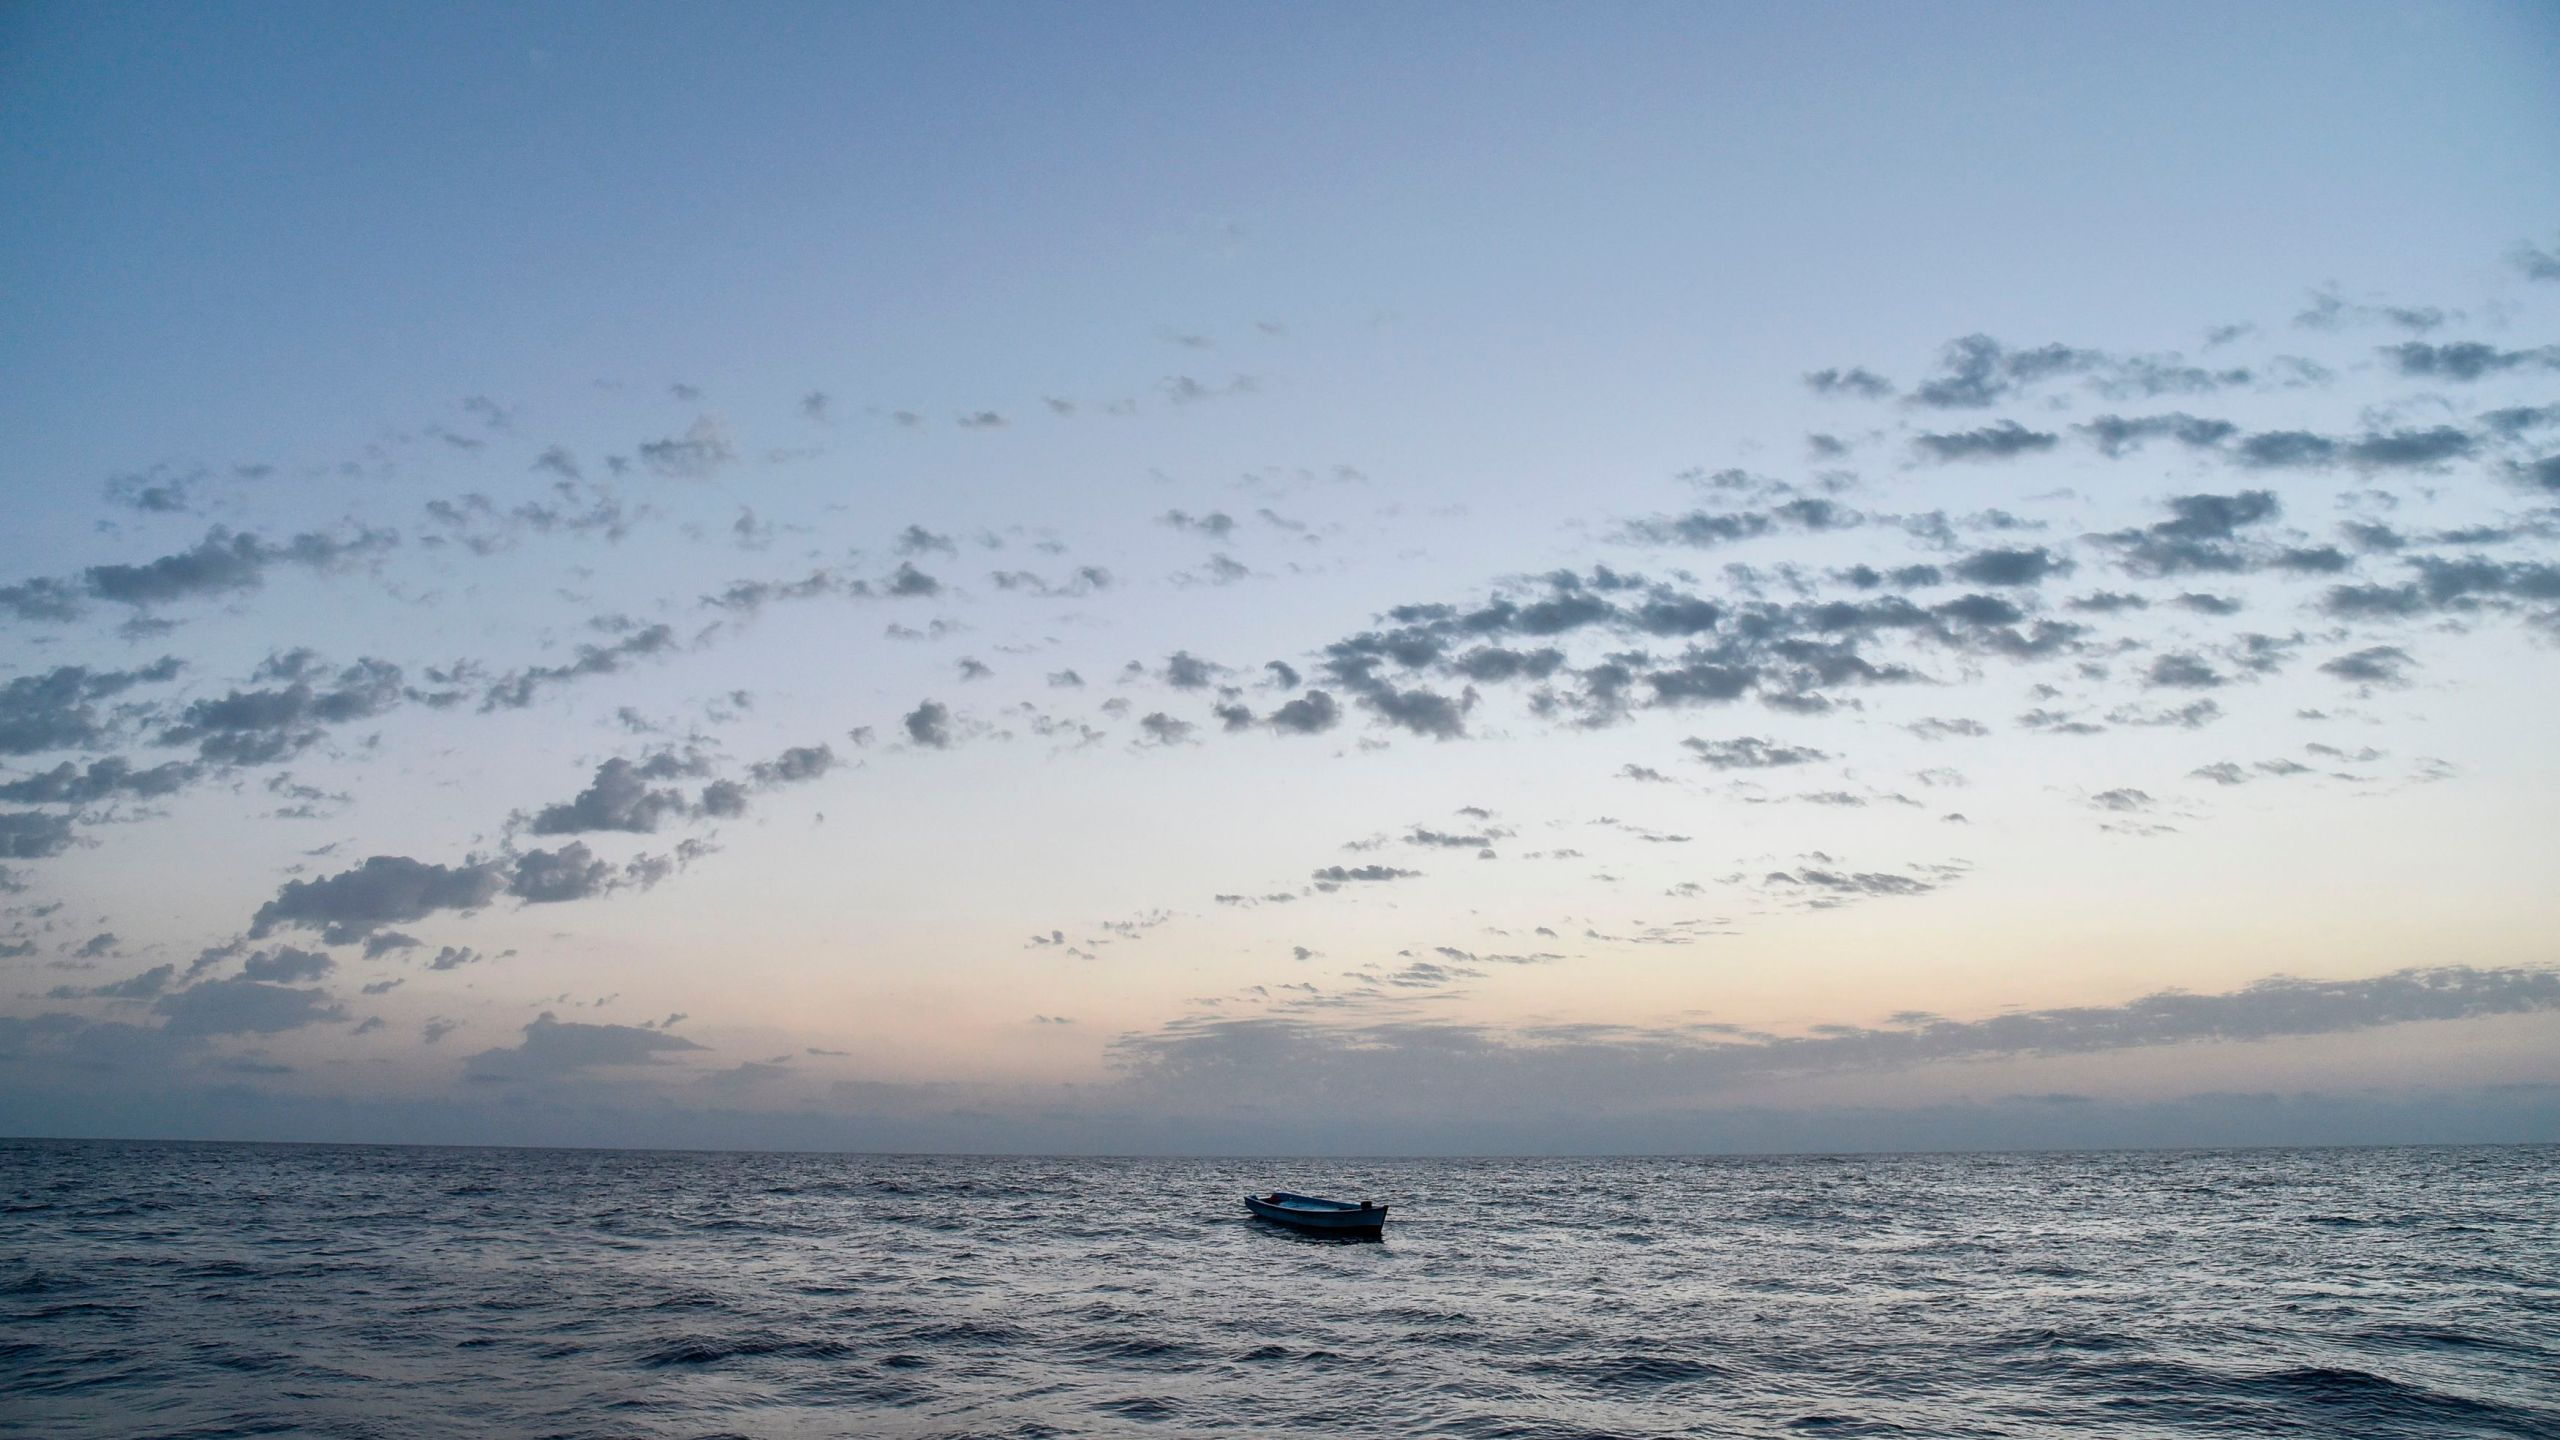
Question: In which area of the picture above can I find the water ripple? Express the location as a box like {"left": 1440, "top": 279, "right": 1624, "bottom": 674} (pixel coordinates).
{"left": 0, "top": 1142, "right": 2553, "bottom": 1438}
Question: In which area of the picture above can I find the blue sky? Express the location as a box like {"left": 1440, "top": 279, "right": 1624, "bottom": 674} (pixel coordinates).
{"left": 2, "top": 2, "right": 2557, "bottom": 1151}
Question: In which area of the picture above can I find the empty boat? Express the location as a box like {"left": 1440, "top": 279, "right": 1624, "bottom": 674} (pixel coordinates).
{"left": 1244, "top": 1190, "right": 1387, "bottom": 1234}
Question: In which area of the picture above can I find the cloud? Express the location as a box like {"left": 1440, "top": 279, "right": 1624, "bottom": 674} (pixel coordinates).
{"left": 2145, "top": 653, "right": 2224, "bottom": 689}
{"left": 2192, "top": 757, "right": 2317, "bottom": 787}
{"left": 697, "top": 569, "right": 844, "bottom": 617}
{"left": 47, "top": 963, "right": 174, "bottom": 1001}
{"left": 0, "top": 577, "right": 85, "bottom": 623}
{"left": 0, "top": 756, "right": 202, "bottom": 805}
{"left": 1908, "top": 335, "right": 2014, "bottom": 408}
{"left": 0, "top": 811, "right": 79, "bottom": 859}
{"left": 251, "top": 855, "right": 507, "bottom": 943}
{"left": 1765, "top": 867, "right": 1938, "bottom": 899}
{"left": 2319, "top": 555, "right": 2560, "bottom": 622}
{"left": 0, "top": 658, "right": 183, "bottom": 755}
{"left": 2479, "top": 404, "right": 2560, "bottom": 437}
{"left": 2293, "top": 289, "right": 2451, "bottom": 334}
{"left": 2507, "top": 455, "right": 2560, "bottom": 494}
{"left": 1159, "top": 510, "right": 1237, "bottom": 539}
{"left": 884, "top": 527, "right": 954, "bottom": 560}
{"left": 482, "top": 624, "right": 679, "bottom": 710}
{"left": 1804, "top": 367, "right": 1894, "bottom": 399}
{"left": 1158, "top": 374, "right": 1257, "bottom": 405}
{"left": 14, "top": 248, "right": 2560, "bottom": 1152}
{"left": 1110, "top": 965, "right": 2560, "bottom": 1116}
{"left": 905, "top": 700, "right": 953, "bottom": 749}
{"left": 1163, "top": 651, "right": 1223, "bottom": 689}
{"left": 699, "top": 1059, "right": 795, "bottom": 1092}
{"left": 1183, "top": 553, "right": 1252, "bottom": 586}
{"left": 1682, "top": 736, "right": 1829, "bottom": 770}
{"left": 2343, "top": 427, "right": 2475, "bottom": 468}
{"left": 885, "top": 562, "right": 942, "bottom": 598}
{"left": 2232, "top": 424, "right": 2478, "bottom": 473}
{"left": 2319, "top": 646, "right": 2415, "bottom": 687}
{"left": 2106, "top": 697, "right": 2220, "bottom": 730}
{"left": 638, "top": 416, "right": 736, "bottom": 478}
{"left": 239, "top": 946, "right": 334, "bottom": 982}
{"left": 509, "top": 844, "right": 612, "bottom": 904}
{"left": 463, "top": 1012, "right": 706, "bottom": 1082}
{"left": 1361, "top": 684, "right": 1469, "bottom": 739}
{"left": 695, "top": 779, "right": 747, "bottom": 818}
{"left": 154, "top": 975, "right": 348, "bottom": 1038}
{"left": 1268, "top": 690, "right": 1341, "bottom": 735}
{"left": 2232, "top": 431, "right": 2336, "bottom": 468}
{"left": 102, "top": 465, "right": 207, "bottom": 515}
{"left": 2161, "top": 492, "right": 2282, "bottom": 540}
{"left": 1906, "top": 334, "right": 2102, "bottom": 409}
{"left": 1620, "top": 511, "right": 1765, "bottom": 549}
{"left": 2077, "top": 413, "right": 2238, "bottom": 457}
{"left": 991, "top": 566, "right": 1113, "bottom": 598}
{"left": 1912, "top": 421, "right": 2060, "bottom": 462}
{"left": 1449, "top": 647, "right": 1567, "bottom": 683}
{"left": 750, "top": 744, "right": 835, "bottom": 785}
{"left": 1404, "top": 826, "right": 1495, "bottom": 850}
{"left": 529, "top": 758, "right": 690, "bottom": 835}
{"left": 2380, "top": 341, "right": 2560, "bottom": 382}
{"left": 66, "top": 527, "right": 393, "bottom": 615}
{"left": 2091, "top": 491, "right": 2284, "bottom": 576}
{"left": 362, "top": 932, "right": 422, "bottom": 960}
{"left": 1310, "top": 864, "right": 1420, "bottom": 885}
{"left": 420, "top": 478, "right": 644, "bottom": 555}
{"left": 1620, "top": 500, "right": 1859, "bottom": 548}
{"left": 159, "top": 656, "right": 405, "bottom": 765}
{"left": 1951, "top": 546, "right": 2067, "bottom": 587}
{"left": 1310, "top": 561, "right": 2109, "bottom": 745}
{"left": 1641, "top": 653, "right": 1761, "bottom": 706}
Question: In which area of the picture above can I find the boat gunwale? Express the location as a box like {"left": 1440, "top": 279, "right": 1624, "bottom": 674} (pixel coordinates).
{"left": 1244, "top": 1191, "right": 1389, "bottom": 1225}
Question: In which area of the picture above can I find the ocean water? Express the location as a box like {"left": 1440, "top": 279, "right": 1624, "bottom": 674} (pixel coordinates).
{"left": 2, "top": 1142, "right": 2554, "bottom": 1438}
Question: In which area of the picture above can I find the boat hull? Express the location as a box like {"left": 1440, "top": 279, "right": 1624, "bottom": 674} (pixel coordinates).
{"left": 1244, "top": 1192, "right": 1388, "bottom": 1234}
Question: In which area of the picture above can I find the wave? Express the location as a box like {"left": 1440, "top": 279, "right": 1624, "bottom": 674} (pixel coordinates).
{"left": 2, "top": 1140, "right": 2553, "bottom": 1440}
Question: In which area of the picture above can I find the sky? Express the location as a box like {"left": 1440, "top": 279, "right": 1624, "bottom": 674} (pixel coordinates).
{"left": 2, "top": 1, "right": 2557, "bottom": 1154}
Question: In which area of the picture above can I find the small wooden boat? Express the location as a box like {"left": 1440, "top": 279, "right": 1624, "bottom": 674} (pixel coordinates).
{"left": 1244, "top": 1190, "right": 1388, "bottom": 1234}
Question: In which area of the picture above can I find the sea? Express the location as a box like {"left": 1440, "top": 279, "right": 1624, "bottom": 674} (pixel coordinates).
{"left": 2, "top": 1141, "right": 2554, "bottom": 1438}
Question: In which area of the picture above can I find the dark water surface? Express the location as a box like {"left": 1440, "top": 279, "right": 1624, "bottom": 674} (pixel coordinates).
{"left": 3, "top": 1141, "right": 2554, "bottom": 1438}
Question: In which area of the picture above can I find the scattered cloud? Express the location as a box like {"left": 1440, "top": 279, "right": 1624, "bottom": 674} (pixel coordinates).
{"left": 250, "top": 855, "right": 507, "bottom": 943}
{"left": 1913, "top": 421, "right": 2060, "bottom": 462}
{"left": 638, "top": 416, "right": 736, "bottom": 478}
{"left": 464, "top": 1012, "right": 706, "bottom": 1082}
